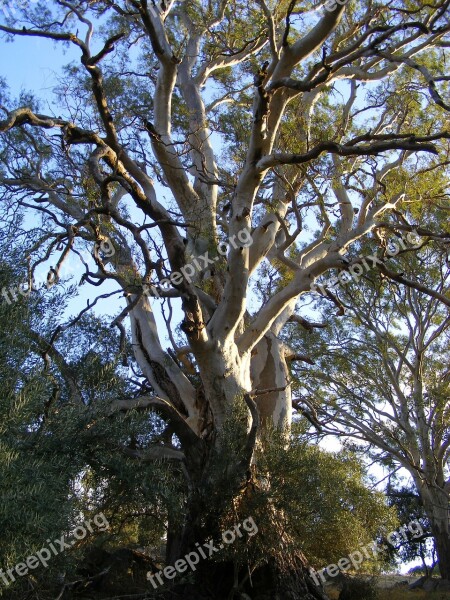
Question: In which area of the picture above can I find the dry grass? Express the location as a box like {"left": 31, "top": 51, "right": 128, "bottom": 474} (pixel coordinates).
{"left": 383, "top": 592, "right": 450, "bottom": 600}
{"left": 378, "top": 591, "right": 450, "bottom": 600}
{"left": 326, "top": 585, "right": 450, "bottom": 600}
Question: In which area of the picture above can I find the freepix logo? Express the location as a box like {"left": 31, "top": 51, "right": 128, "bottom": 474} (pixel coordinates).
{"left": 310, "top": 230, "right": 422, "bottom": 295}
{"left": 147, "top": 517, "right": 258, "bottom": 589}
{"left": 1, "top": 239, "right": 115, "bottom": 305}
{"left": 310, "top": 519, "right": 424, "bottom": 585}
{"left": 323, "top": 0, "right": 350, "bottom": 13}
{"left": 144, "top": 228, "right": 253, "bottom": 299}
{"left": 0, "top": 513, "right": 110, "bottom": 588}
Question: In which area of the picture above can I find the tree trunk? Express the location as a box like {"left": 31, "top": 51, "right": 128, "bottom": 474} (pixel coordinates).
{"left": 127, "top": 255, "right": 325, "bottom": 598}
{"left": 431, "top": 526, "right": 450, "bottom": 580}
{"left": 415, "top": 478, "right": 450, "bottom": 580}
{"left": 166, "top": 514, "right": 330, "bottom": 599}
{"left": 163, "top": 449, "right": 329, "bottom": 600}
{"left": 186, "top": 556, "right": 330, "bottom": 600}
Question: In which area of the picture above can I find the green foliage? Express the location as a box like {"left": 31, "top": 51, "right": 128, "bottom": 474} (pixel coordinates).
{"left": 264, "top": 427, "right": 397, "bottom": 568}
{"left": 0, "top": 250, "right": 183, "bottom": 596}
{"left": 212, "top": 423, "right": 397, "bottom": 574}
{"left": 386, "top": 482, "right": 434, "bottom": 575}
{"left": 0, "top": 261, "right": 76, "bottom": 591}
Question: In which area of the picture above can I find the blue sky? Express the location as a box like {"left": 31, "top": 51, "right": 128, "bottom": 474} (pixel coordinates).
{"left": 1, "top": 33, "right": 79, "bottom": 96}
{"left": 0, "top": 28, "right": 194, "bottom": 359}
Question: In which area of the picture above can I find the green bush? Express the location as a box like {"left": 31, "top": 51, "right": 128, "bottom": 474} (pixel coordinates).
{"left": 339, "top": 576, "right": 378, "bottom": 600}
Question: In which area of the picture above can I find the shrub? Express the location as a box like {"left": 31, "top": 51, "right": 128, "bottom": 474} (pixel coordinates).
{"left": 339, "top": 576, "right": 378, "bottom": 600}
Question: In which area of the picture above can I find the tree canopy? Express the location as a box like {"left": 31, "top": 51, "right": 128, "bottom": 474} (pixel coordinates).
{"left": 1, "top": 0, "right": 450, "bottom": 597}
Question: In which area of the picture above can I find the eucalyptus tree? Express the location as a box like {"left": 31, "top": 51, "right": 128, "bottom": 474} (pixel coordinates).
{"left": 292, "top": 242, "right": 450, "bottom": 579}
{"left": 386, "top": 482, "right": 435, "bottom": 577}
{"left": 2, "top": 0, "right": 450, "bottom": 596}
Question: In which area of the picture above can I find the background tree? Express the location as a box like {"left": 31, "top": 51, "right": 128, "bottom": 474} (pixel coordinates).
{"left": 385, "top": 481, "right": 435, "bottom": 577}
{"left": 254, "top": 427, "right": 398, "bottom": 573}
{"left": 293, "top": 236, "right": 450, "bottom": 579}
{"left": 1, "top": 0, "right": 450, "bottom": 597}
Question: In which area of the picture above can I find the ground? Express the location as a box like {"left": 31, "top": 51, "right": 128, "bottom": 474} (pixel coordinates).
{"left": 326, "top": 575, "right": 450, "bottom": 600}
{"left": 328, "top": 590, "right": 450, "bottom": 600}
